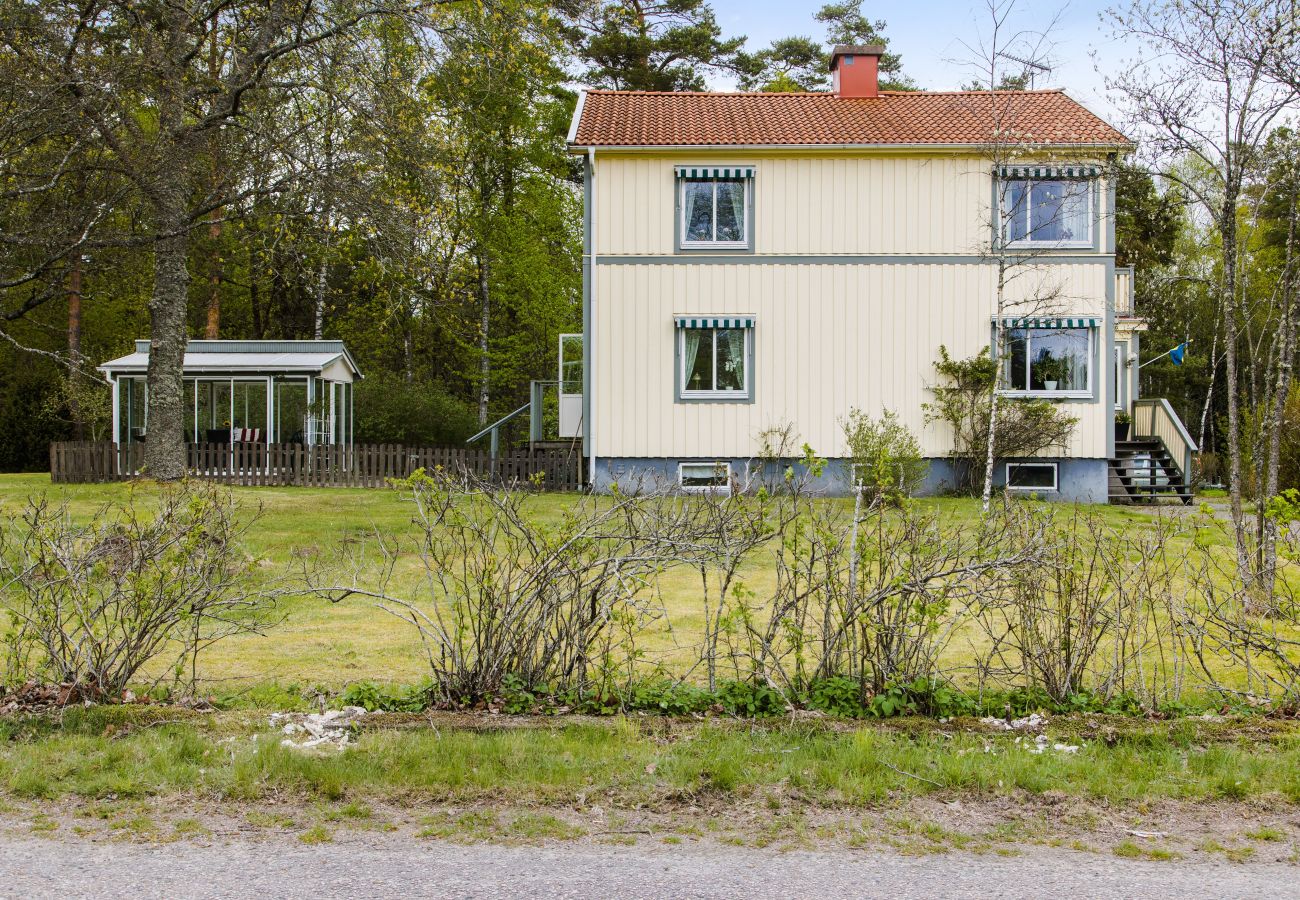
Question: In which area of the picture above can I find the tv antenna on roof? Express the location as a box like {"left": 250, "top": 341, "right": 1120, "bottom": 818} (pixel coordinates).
{"left": 996, "top": 52, "right": 1052, "bottom": 89}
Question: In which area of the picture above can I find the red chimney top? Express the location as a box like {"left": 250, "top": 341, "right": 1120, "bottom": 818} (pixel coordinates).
{"left": 829, "top": 45, "right": 885, "bottom": 99}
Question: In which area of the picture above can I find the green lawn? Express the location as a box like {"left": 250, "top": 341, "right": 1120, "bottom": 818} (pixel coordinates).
{"left": 0, "top": 473, "right": 1249, "bottom": 695}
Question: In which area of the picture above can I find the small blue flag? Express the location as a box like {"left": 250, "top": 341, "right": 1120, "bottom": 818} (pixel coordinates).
{"left": 1169, "top": 343, "right": 1186, "bottom": 366}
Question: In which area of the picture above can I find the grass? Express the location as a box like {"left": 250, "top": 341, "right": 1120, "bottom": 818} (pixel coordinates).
{"left": 1245, "top": 825, "right": 1286, "bottom": 842}
{"left": 0, "top": 473, "right": 1244, "bottom": 693}
{"left": 2, "top": 709, "right": 1300, "bottom": 810}
{"left": 298, "top": 824, "right": 333, "bottom": 845}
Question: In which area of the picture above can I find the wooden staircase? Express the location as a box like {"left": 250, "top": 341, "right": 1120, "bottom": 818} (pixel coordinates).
{"left": 1108, "top": 438, "right": 1193, "bottom": 505}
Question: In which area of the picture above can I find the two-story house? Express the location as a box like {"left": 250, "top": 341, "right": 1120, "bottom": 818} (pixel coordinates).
{"left": 564, "top": 44, "right": 1194, "bottom": 502}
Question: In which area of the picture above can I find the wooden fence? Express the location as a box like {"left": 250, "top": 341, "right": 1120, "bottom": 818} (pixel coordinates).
{"left": 49, "top": 441, "right": 583, "bottom": 491}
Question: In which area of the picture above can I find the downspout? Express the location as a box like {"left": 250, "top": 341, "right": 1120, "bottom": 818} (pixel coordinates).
{"left": 586, "top": 146, "right": 597, "bottom": 487}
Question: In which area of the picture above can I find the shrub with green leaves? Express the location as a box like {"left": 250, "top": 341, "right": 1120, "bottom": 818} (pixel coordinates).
{"left": 923, "top": 346, "right": 1077, "bottom": 494}
{"left": 842, "top": 408, "right": 928, "bottom": 503}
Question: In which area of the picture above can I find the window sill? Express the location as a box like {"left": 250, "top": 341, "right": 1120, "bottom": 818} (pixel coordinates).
{"left": 999, "top": 390, "right": 1092, "bottom": 401}
{"left": 679, "top": 392, "right": 750, "bottom": 403}
{"left": 1004, "top": 241, "right": 1094, "bottom": 251}
{"left": 676, "top": 245, "right": 752, "bottom": 254}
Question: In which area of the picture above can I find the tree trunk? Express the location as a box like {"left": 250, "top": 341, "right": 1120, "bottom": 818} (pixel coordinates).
{"left": 1197, "top": 327, "right": 1219, "bottom": 453}
{"left": 981, "top": 262, "right": 1009, "bottom": 511}
{"left": 204, "top": 217, "right": 222, "bottom": 338}
{"left": 1254, "top": 187, "right": 1298, "bottom": 610}
{"left": 143, "top": 190, "right": 191, "bottom": 481}
{"left": 1220, "top": 189, "right": 1255, "bottom": 598}
{"left": 477, "top": 251, "right": 491, "bottom": 426}
{"left": 66, "top": 255, "right": 84, "bottom": 440}
{"left": 249, "top": 247, "right": 264, "bottom": 339}
{"left": 313, "top": 252, "right": 328, "bottom": 340}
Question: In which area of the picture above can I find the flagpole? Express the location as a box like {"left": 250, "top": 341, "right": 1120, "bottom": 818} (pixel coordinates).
{"left": 1139, "top": 339, "right": 1192, "bottom": 369}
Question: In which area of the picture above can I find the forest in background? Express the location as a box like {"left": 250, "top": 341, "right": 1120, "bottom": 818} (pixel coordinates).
{"left": 0, "top": 0, "right": 1295, "bottom": 496}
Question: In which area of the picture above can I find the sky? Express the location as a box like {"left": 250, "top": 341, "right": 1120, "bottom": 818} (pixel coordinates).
{"left": 706, "top": 0, "right": 1132, "bottom": 121}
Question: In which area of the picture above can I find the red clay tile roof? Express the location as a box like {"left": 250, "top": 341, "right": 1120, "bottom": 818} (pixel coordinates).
{"left": 572, "top": 89, "right": 1130, "bottom": 148}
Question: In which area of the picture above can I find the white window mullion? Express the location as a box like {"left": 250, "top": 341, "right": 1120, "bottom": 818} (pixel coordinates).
{"left": 711, "top": 328, "right": 719, "bottom": 392}
{"left": 1025, "top": 331, "right": 1033, "bottom": 388}
{"left": 710, "top": 181, "right": 718, "bottom": 243}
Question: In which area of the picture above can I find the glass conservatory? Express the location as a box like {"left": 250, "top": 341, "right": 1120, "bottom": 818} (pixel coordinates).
{"left": 98, "top": 340, "right": 362, "bottom": 447}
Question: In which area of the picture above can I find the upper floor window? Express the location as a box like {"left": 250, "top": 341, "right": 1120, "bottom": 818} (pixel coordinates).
{"left": 999, "top": 165, "right": 1097, "bottom": 248}
{"left": 998, "top": 317, "right": 1098, "bottom": 398}
{"left": 676, "top": 166, "right": 753, "bottom": 249}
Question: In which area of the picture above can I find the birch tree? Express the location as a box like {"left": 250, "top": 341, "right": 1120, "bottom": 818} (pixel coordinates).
{"left": 957, "top": 0, "right": 1083, "bottom": 510}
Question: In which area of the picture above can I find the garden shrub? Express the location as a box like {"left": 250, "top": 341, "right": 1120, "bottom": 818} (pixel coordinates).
{"left": 0, "top": 483, "right": 290, "bottom": 702}
{"left": 842, "top": 408, "right": 928, "bottom": 503}
{"left": 923, "top": 346, "right": 1077, "bottom": 493}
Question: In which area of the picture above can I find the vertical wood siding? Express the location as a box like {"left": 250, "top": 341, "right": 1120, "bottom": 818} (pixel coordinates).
{"left": 596, "top": 153, "right": 1010, "bottom": 257}
{"left": 593, "top": 263, "right": 1109, "bottom": 460}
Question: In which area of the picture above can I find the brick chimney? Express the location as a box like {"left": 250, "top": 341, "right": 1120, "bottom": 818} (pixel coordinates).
{"left": 829, "top": 45, "right": 884, "bottom": 99}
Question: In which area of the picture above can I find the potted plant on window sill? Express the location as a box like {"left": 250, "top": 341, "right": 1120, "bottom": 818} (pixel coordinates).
{"left": 1115, "top": 410, "right": 1132, "bottom": 442}
{"left": 1033, "top": 357, "right": 1069, "bottom": 392}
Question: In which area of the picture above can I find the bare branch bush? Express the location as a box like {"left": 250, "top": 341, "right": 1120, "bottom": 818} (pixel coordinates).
{"left": 727, "top": 495, "right": 1050, "bottom": 703}
{"left": 313, "top": 467, "right": 780, "bottom": 703}
{"left": 0, "top": 483, "right": 287, "bottom": 702}
{"left": 1173, "top": 514, "right": 1300, "bottom": 705}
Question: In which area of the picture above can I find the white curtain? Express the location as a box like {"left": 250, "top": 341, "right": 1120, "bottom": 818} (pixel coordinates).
{"left": 724, "top": 328, "right": 745, "bottom": 390}
{"left": 683, "top": 328, "right": 704, "bottom": 388}
{"left": 724, "top": 180, "right": 745, "bottom": 241}
{"left": 1059, "top": 181, "right": 1090, "bottom": 243}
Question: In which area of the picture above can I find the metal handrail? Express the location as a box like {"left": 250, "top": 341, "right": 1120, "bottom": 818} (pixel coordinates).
{"left": 467, "top": 402, "right": 530, "bottom": 460}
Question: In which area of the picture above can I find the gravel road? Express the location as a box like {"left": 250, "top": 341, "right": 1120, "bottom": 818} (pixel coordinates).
{"left": 2, "top": 833, "right": 1297, "bottom": 900}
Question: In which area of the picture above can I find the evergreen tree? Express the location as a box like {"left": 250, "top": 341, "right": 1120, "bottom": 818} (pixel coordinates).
{"left": 556, "top": 0, "right": 746, "bottom": 90}
{"left": 737, "top": 2, "right": 913, "bottom": 93}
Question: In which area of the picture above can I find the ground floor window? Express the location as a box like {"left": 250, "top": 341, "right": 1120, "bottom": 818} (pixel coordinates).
{"left": 679, "top": 461, "right": 732, "bottom": 494}
{"left": 1002, "top": 325, "right": 1093, "bottom": 396}
{"left": 677, "top": 316, "right": 753, "bottom": 400}
{"left": 1005, "top": 461, "right": 1058, "bottom": 491}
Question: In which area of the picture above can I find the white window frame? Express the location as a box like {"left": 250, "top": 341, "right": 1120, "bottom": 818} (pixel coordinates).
{"left": 999, "top": 325, "right": 1095, "bottom": 400}
{"left": 1005, "top": 462, "right": 1059, "bottom": 492}
{"left": 679, "top": 177, "right": 751, "bottom": 249}
{"left": 678, "top": 461, "right": 733, "bottom": 495}
{"left": 1114, "top": 345, "right": 1125, "bottom": 412}
{"left": 1001, "top": 178, "right": 1094, "bottom": 249}
{"left": 679, "top": 325, "right": 751, "bottom": 400}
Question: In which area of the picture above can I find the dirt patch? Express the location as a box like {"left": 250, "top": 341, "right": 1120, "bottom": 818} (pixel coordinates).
{"left": 6, "top": 792, "right": 1298, "bottom": 865}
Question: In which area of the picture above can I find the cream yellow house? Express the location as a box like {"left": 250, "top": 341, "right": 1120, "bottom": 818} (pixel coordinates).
{"left": 566, "top": 45, "right": 1194, "bottom": 502}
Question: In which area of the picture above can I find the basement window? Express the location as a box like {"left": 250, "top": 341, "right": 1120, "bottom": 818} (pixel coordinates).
{"left": 1005, "top": 462, "right": 1058, "bottom": 492}
{"left": 679, "top": 461, "right": 733, "bottom": 494}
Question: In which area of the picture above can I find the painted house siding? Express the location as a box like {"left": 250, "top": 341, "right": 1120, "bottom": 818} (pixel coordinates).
{"left": 594, "top": 152, "right": 1113, "bottom": 258}
{"left": 593, "top": 261, "right": 1109, "bottom": 460}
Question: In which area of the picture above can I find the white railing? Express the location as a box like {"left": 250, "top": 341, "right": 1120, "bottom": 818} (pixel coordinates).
{"left": 1115, "top": 266, "right": 1135, "bottom": 318}
{"left": 1132, "top": 398, "right": 1197, "bottom": 483}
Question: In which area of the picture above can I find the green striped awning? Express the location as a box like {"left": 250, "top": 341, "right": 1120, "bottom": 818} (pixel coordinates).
{"left": 996, "top": 165, "right": 1101, "bottom": 178}
{"left": 675, "top": 315, "right": 755, "bottom": 329}
{"left": 674, "top": 166, "right": 756, "bottom": 179}
{"left": 998, "top": 316, "right": 1101, "bottom": 329}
